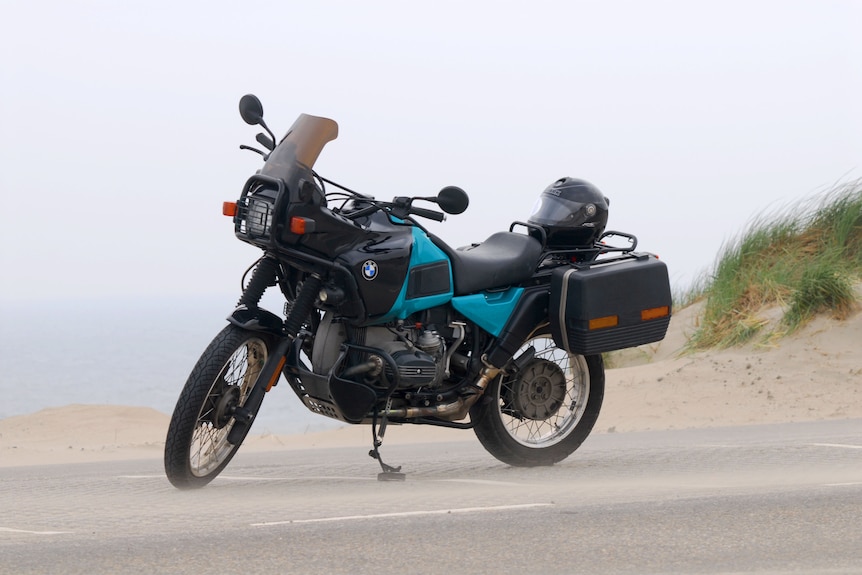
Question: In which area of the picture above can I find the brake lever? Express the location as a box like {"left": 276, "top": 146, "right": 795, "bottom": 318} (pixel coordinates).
{"left": 343, "top": 202, "right": 386, "bottom": 220}
{"left": 239, "top": 144, "right": 266, "bottom": 157}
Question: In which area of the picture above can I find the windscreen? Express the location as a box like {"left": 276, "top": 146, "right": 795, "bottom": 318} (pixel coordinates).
{"left": 260, "top": 114, "right": 339, "bottom": 184}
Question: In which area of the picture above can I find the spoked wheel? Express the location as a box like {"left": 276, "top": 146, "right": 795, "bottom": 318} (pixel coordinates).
{"left": 472, "top": 328, "right": 604, "bottom": 467}
{"left": 164, "top": 325, "right": 273, "bottom": 488}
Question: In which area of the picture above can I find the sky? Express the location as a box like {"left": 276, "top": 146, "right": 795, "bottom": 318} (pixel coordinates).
{"left": 1, "top": 0, "right": 860, "bottom": 303}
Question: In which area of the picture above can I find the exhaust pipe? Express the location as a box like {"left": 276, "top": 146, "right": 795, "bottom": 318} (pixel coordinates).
{"left": 383, "top": 365, "right": 500, "bottom": 421}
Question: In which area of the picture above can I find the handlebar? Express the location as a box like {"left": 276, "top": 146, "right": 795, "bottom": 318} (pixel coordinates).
{"left": 342, "top": 201, "right": 446, "bottom": 222}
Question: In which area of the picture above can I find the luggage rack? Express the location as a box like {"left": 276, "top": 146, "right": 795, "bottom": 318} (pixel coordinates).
{"left": 537, "top": 230, "right": 643, "bottom": 269}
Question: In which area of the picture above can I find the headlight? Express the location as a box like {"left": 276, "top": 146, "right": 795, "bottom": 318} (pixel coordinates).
{"left": 247, "top": 197, "right": 273, "bottom": 237}
{"left": 242, "top": 196, "right": 274, "bottom": 238}
{"left": 235, "top": 185, "right": 279, "bottom": 241}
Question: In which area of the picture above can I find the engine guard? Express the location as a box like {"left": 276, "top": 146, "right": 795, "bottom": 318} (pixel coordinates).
{"left": 329, "top": 375, "right": 378, "bottom": 423}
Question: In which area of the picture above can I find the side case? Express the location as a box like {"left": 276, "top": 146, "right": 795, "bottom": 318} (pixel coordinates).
{"left": 549, "top": 254, "right": 672, "bottom": 355}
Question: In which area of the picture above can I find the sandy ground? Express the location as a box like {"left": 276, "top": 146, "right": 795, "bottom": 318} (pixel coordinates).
{"left": 1, "top": 301, "right": 860, "bottom": 468}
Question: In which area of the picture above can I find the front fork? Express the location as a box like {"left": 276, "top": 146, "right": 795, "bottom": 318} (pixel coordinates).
{"left": 226, "top": 256, "right": 323, "bottom": 444}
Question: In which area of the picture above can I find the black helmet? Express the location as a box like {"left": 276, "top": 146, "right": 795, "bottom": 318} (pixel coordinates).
{"left": 528, "top": 177, "right": 609, "bottom": 248}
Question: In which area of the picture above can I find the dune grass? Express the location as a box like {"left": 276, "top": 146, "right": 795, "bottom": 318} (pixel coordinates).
{"left": 687, "top": 179, "right": 862, "bottom": 349}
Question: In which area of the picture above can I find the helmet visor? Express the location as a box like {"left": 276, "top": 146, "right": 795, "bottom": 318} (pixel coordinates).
{"left": 529, "top": 193, "right": 594, "bottom": 227}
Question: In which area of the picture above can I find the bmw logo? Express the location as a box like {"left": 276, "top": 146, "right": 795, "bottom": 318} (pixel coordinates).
{"left": 361, "top": 260, "right": 378, "bottom": 281}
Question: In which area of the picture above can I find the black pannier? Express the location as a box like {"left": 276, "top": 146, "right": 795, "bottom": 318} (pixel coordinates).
{"left": 549, "top": 254, "right": 672, "bottom": 355}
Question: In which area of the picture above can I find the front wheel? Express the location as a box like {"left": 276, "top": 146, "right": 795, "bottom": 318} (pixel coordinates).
{"left": 164, "top": 325, "right": 274, "bottom": 488}
{"left": 472, "top": 328, "right": 604, "bottom": 467}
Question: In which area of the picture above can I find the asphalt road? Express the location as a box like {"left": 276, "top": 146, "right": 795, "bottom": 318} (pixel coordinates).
{"left": 2, "top": 419, "right": 861, "bottom": 575}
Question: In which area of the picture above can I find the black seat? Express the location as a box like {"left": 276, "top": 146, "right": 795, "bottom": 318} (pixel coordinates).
{"left": 431, "top": 232, "right": 543, "bottom": 295}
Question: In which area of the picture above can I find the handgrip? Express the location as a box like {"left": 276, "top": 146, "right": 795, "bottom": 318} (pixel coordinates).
{"left": 410, "top": 206, "right": 446, "bottom": 222}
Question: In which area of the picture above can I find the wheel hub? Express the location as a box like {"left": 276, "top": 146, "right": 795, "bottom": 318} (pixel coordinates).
{"left": 509, "top": 358, "right": 567, "bottom": 420}
{"left": 213, "top": 385, "right": 241, "bottom": 429}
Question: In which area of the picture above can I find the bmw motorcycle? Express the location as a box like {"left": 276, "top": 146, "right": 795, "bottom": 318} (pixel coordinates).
{"left": 164, "top": 94, "right": 672, "bottom": 488}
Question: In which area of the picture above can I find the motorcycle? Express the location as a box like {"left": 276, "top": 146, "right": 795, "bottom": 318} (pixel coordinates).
{"left": 164, "top": 94, "right": 672, "bottom": 488}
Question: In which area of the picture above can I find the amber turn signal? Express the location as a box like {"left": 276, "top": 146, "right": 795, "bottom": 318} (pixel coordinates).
{"left": 223, "top": 201, "right": 237, "bottom": 217}
{"left": 290, "top": 217, "right": 316, "bottom": 234}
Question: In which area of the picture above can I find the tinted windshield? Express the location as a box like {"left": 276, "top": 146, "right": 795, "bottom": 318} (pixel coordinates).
{"left": 260, "top": 114, "right": 339, "bottom": 184}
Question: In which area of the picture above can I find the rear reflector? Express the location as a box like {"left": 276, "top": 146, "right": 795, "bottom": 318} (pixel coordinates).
{"left": 223, "top": 202, "right": 237, "bottom": 217}
{"left": 588, "top": 315, "right": 619, "bottom": 330}
{"left": 641, "top": 306, "right": 670, "bottom": 321}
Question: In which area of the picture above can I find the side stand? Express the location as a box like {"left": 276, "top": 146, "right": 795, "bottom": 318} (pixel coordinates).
{"left": 368, "top": 406, "right": 405, "bottom": 481}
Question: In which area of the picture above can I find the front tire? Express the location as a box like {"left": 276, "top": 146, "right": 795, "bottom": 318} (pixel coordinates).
{"left": 472, "top": 329, "right": 604, "bottom": 466}
{"left": 164, "top": 325, "right": 273, "bottom": 488}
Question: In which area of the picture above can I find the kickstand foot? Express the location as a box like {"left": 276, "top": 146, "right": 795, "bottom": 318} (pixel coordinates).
{"left": 368, "top": 443, "right": 406, "bottom": 482}
{"left": 377, "top": 470, "right": 406, "bottom": 481}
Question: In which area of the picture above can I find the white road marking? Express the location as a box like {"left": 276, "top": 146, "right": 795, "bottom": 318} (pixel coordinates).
{"left": 218, "top": 475, "right": 377, "bottom": 482}
{"left": 118, "top": 475, "right": 164, "bottom": 479}
{"left": 123, "top": 475, "right": 523, "bottom": 484}
{"left": 435, "top": 478, "right": 534, "bottom": 487}
{"left": 825, "top": 482, "right": 862, "bottom": 487}
{"left": 118, "top": 475, "right": 377, "bottom": 481}
{"left": 810, "top": 443, "right": 862, "bottom": 450}
{"left": 0, "top": 527, "right": 71, "bottom": 535}
{"left": 251, "top": 503, "right": 552, "bottom": 526}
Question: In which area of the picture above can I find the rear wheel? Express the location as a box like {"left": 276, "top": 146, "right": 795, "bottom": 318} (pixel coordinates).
{"left": 164, "top": 325, "right": 273, "bottom": 488}
{"left": 472, "top": 328, "right": 604, "bottom": 466}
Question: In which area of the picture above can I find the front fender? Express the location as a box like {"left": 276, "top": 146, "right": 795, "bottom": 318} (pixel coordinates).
{"left": 226, "top": 305, "right": 284, "bottom": 336}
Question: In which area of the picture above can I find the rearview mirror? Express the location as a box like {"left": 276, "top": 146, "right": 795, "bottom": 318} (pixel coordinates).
{"left": 239, "top": 94, "right": 264, "bottom": 126}
{"left": 437, "top": 186, "right": 469, "bottom": 215}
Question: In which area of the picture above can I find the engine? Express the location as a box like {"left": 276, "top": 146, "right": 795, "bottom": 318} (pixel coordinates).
{"left": 379, "top": 330, "right": 445, "bottom": 388}
{"left": 312, "top": 313, "right": 448, "bottom": 390}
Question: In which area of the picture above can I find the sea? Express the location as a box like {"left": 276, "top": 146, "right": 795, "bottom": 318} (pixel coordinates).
{"left": 0, "top": 294, "right": 343, "bottom": 435}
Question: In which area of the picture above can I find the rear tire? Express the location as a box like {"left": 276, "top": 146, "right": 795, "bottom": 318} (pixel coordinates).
{"left": 472, "top": 329, "right": 604, "bottom": 466}
{"left": 164, "top": 325, "right": 273, "bottom": 489}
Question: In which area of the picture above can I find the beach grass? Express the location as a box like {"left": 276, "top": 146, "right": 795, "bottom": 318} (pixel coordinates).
{"left": 686, "top": 179, "right": 862, "bottom": 349}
